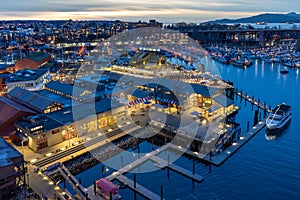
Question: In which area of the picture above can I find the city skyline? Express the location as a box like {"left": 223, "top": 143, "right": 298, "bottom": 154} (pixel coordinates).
{"left": 1, "top": 0, "right": 300, "bottom": 23}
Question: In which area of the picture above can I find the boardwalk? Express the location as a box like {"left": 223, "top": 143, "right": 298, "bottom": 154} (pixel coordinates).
{"left": 150, "top": 156, "right": 204, "bottom": 182}
{"left": 235, "top": 90, "right": 271, "bottom": 113}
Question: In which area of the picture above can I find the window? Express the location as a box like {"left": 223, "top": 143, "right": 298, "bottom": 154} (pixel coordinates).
{"left": 52, "top": 129, "right": 60, "bottom": 135}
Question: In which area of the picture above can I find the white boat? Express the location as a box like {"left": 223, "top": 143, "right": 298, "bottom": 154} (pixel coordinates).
{"left": 266, "top": 103, "right": 292, "bottom": 130}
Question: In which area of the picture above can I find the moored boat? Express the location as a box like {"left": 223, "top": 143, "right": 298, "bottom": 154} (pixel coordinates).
{"left": 266, "top": 103, "right": 292, "bottom": 130}
{"left": 96, "top": 178, "right": 121, "bottom": 200}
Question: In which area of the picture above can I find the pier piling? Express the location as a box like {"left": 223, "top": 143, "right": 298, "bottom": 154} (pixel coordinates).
{"left": 93, "top": 180, "right": 96, "bottom": 195}
{"left": 160, "top": 186, "right": 163, "bottom": 200}
{"left": 134, "top": 174, "right": 136, "bottom": 189}
{"left": 247, "top": 121, "right": 250, "bottom": 132}
{"left": 192, "top": 161, "right": 195, "bottom": 175}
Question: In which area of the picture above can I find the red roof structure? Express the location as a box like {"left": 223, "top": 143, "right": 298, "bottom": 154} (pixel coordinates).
{"left": 0, "top": 97, "right": 36, "bottom": 139}
{"left": 96, "top": 178, "right": 119, "bottom": 194}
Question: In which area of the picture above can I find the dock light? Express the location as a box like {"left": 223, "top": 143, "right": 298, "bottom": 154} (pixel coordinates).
{"left": 49, "top": 181, "right": 54, "bottom": 185}
{"left": 97, "top": 132, "right": 102, "bottom": 136}
{"left": 146, "top": 153, "right": 151, "bottom": 157}
{"left": 61, "top": 192, "right": 66, "bottom": 195}
{"left": 73, "top": 142, "right": 79, "bottom": 145}
{"left": 194, "top": 152, "right": 199, "bottom": 155}
{"left": 106, "top": 168, "right": 109, "bottom": 172}
{"left": 46, "top": 153, "right": 52, "bottom": 157}
{"left": 108, "top": 129, "right": 113, "bottom": 132}
{"left": 240, "top": 136, "right": 245, "bottom": 140}
{"left": 112, "top": 172, "right": 119, "bottom": 176}
{"left": 43, "top": 177, "right": 48, "bottom": 180}
{"left": 226, "top": 151, "right": 231, "bottom": 154}
{"left": 30, "top": 159, "right": 37, "bottom": 163}
{"left": 38, "top": 171, "right": 42, "bottom": 175}
{"left": 60, "top": 147, "right": 66, "bottom": 151}
{"left": 118, "top": 125, "right": 122, "bottom": 128}
{"left": 232, "top": 142, "right": 238, "bottom": 146}
{"left": 86, "top": 137, "right": 91, "bottom": 141}
{"left": 160, "top": 125, "right": 164, "bottom": 128}
{"left": 178, "top": 146, "right": 182, "bottom": 149}
{"left": 259, "top": 122, "right": 263, "bottom": 124}
{"left": 126, "top": 121, "right": 131, "bottom": 124}
{"left": 253, "top": 126, "right": 257, "bottom": 129}
{"left": 55, "top": 186, "right": 60, "bottom": 190}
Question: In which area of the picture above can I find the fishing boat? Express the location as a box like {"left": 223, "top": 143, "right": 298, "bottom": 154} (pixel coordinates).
{"left": 266, "top": 103, "right": 292, "bottom": 130}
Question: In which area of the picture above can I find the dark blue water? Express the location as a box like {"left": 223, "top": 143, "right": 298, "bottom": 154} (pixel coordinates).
{"left": 75, "top": 59, "right": 300, "bottom": 199}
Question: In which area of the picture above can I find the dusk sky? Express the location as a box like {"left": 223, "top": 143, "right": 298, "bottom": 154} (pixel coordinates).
{"left": 1, "top": 0, "right": 300, "bottom": 22}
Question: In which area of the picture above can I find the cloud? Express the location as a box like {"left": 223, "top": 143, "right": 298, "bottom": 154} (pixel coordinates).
{"left": 0, "top": 0, "right": 299, "bottom": 22}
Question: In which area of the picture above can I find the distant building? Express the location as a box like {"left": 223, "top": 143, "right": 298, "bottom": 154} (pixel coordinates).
{"left": 6, "top": 69, "right": 50, "bottom": 91}
{"left": 15, "top": 52, "right": 51, "bottom": 71}
{"left": 0, "top": 138, "right": 26, "bottom": 200}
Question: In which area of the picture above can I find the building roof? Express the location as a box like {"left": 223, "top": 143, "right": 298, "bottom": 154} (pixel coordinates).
{"left": 45, "top": 81, "right": 101, "bottom": 101}
{"left": 47, "top": 98, "right": 123, "bottom": 124}
{"left": 15, "top": 114, "right": 64, "bottom": 134}
{"left": 26, "top": 52, "right": 51, "bottom": 62}
{"left": 0, "top": 97, "right": 36, "bottom": 136}
{"left": 6, "top": 69, "right": 49, "bottom": 83}
{"left": 213, "top": 95, "right": 234, "bottom": 107}
{"left": 0, "top": 138, "right": 23, "bottom": 168}
{"left": 8, "top": 87, "right": 62, "bottom": 113}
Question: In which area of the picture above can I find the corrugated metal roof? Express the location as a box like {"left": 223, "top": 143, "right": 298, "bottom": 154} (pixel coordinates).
{"left": 8, "top": 87, "right": 60, "bottom": 113}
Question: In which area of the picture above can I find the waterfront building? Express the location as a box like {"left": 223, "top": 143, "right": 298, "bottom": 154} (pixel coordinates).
{"left": 14, "top": 52, "right": 51, "bottom": 71}
{"left": 6, "top": 69, "right": 50, "bottom": 91}
{"left": 0, "top": 138, "right": 26, "bottom": 200}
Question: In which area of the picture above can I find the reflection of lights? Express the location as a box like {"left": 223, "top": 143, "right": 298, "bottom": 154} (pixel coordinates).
{"left": 46, "top": 153, "right": 52, "bottom": 157}
{"left": 30, "top": 159, "right": 37, "bottom": 163}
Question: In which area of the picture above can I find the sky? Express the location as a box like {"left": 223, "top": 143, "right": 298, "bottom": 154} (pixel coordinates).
{"left": 0, "top": 0, "right": 299, "bottom": 23}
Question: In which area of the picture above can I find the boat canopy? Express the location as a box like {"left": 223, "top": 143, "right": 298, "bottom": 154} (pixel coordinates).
{"left": 96, "top": 178, "right": 119, "bottom": 194}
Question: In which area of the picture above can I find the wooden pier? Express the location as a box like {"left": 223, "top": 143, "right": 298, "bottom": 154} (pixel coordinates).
{"left": 116, "top": 175, "right": 161, "bottom": 200}
{"left": 150, "top": 156, "right": 204, "bottom": 182}
{"left": 235, "top": 89, "right": 272, "bottom": 113}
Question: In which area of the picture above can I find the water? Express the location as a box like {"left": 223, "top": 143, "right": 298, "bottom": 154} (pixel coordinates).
{"left": 75, "top": 59, "right": 300, "bottom": 199}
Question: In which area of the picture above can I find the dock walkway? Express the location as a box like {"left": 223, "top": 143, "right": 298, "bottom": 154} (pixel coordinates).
{"left": 116, "top": 175, "right": 161, "bottom": 200}
{"left": 150, "top": 156, "right": 204, "bottom": 182}
{"left": 235, "top": 90, "right": 271, "bottom": 112}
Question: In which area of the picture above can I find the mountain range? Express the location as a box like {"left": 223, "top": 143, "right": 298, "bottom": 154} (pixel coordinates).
{"left": 210, "top": 12, "right": 300, "bottom": 24}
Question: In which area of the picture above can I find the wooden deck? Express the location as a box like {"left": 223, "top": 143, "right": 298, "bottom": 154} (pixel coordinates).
{"left": 150, "top": 156, "right": 204, "bottom": 182}
{"left": 235, "top": 90, "right": 271, "bottom": 113}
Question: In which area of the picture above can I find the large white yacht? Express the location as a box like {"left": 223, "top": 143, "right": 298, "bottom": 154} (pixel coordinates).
{"left": 266, "top": 103, "right": 292, "bottom": 130}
